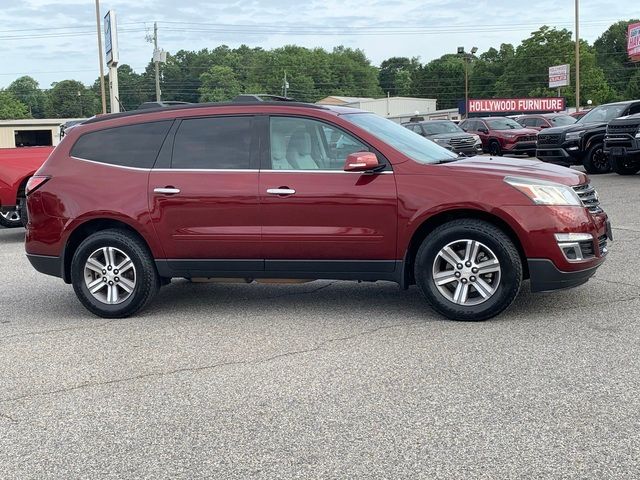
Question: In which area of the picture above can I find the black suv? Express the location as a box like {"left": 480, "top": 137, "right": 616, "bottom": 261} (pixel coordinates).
{"left": 536, "top": 100, "right": 640, "bottom": 174}
{"left": 403, "top": 120, "right": 482, "bottom": 156}
{"left": 604, "top": 113, "right": 640, "bottom": 175}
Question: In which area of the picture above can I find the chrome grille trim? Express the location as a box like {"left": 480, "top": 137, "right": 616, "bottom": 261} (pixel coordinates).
{"left": 573, "top": 184, "right": 603, "bottom": 214}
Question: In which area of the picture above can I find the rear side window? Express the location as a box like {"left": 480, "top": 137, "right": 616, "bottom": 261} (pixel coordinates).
{"left": 71, "top": 121, "right": 172, "bottom": 168}
{"left": 172, "top": 116, "right": 253, "bottom": 169}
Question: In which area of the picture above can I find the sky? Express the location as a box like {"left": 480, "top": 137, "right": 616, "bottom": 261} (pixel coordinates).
{"left": 0, "top": 0, "right": 634, "bottom": 89}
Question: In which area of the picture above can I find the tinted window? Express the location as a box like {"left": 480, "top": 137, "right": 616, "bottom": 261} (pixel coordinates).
{"left": 172, "top": 116, "right": 252, "bottom": 169}
{"left": 550, "top": 115, "right": 576, "bottom": 126}
{"left": 578, "top": 104, "right": 627, "bottom": 124}
{"left": 270, "top": 116, "right": 367, "bottom": 170}
{"left": 71, "top": 121, "right": 172, "bottom": 168}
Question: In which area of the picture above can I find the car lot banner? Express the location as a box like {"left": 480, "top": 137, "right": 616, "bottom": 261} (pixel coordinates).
{"left": 549, "top": 64, "right": 570, "bottom": 88}
{"left": 628, "top": 22, "right": 640, "bottom": 61}
{"left": 468, "top": 97, "right": 565, "bottom": 114}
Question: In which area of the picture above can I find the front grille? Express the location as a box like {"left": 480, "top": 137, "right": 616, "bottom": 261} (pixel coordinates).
{"left": 605, "top": 134, "right": 634, "bottom": 148}
{"left": 517, "top": 135, "right": 537, "bottom": 143}
{"left": 573, "top": 184, "right": 603, "bottom": 214}
{"left": 579, "top": 240, "right": 595, "bottom": 258}
{"left": 537, "top": 133, "right": 561, "bottom": 145}
{"left": 607, "top": 123, "right": 639, "bottom": 135}
{"left": 449, "top": 136, "right": 475, "bottom": 148}
{"left": 598, "top": 234, "right": 608, "bottom": 256}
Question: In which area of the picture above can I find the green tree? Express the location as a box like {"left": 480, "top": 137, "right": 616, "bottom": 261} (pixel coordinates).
{"left": 594, "top": 19, "right": 640, "bottom": 99}
{"left": 6, "top": 76, "right": 48, "bottom": 118}
{"left": 198, "top": 65, "right": 242, "bottom": 102}
{"left": 0, "top": 90, "right": 29, "bottom": 119}
{"left": 379, "top": 57, "right": 419, "bottom": 95}
{"left": 47, "top": 80, "right": 98, "bottom": 118}
{"left": 413, "top": 54, "right": 465, "bottom": 108}
{"left": 93, "top": 64, "right": 150, "bottom": 111}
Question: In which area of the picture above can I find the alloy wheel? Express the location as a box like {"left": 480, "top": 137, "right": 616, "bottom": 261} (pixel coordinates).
{"left": 432, "top": 239, "right": 502, "bottom": 306}
{"left": 84, "top": 247, "right": 137, "bottom": 304}
{"left": 0, "top": 209, "right": 21, "bottom": 223}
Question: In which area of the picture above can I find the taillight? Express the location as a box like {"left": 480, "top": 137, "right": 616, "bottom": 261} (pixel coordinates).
{"left": 25, "top": 175, "right": 50, "bottom": 196}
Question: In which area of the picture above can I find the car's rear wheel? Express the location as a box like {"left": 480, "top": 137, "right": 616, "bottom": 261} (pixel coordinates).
{"left": 489, "top": 140, "right": 502, "bottom": 156}
{"left": 583, "top": 143, "right": 611, "bottom": 174}
{"left": 0, "top": 207, "right": 22, "bottom": 228}
{"left": 414, "top": 219, "right": 522, "bottom": 321}
{"left": 610, "top": 156, "right": 640, "bottom": 175}
{"left": 71, "top": 229, "right": 159, "bottom": 318}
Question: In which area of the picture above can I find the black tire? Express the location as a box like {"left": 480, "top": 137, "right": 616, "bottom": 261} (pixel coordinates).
{"left": 610, "top": 156, "right": 640, "bottom": 175}
{"left": 583, "top": 143, "right": 611, "bottom": 174}
{"left": 0, "top": 207, "right": 22, "bottom": 228}
{"left": 414, "top": 219, "right": 522, "bottom": 321}
{"left": 71, "top": 229, "right": 159, "bottom": 318}
{"left": 19, "top": 197, "right": 28, "bottom": 227}
{"left": 489, "top": 140, "right": 502, "bottom": 156}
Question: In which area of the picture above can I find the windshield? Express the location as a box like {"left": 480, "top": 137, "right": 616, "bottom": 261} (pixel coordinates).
{"left": 343, "top": 113, "right": 459, "bottom": 164}
{"left": 578, "top": 104, "right": 626, "bottom": 124}
{"left": 422, "top": 121, "right": 463, "bottom": 135}
{"left": 486, "top": 118, "right": 523, "bottom": 130}
{"left": 550, "top": 115, "right": 576, "bottom": 126}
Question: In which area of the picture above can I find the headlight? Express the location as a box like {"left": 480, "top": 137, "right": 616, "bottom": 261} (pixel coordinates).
{"left": 565, "top": 131, "right": 583, "bottom": 141}
{"left": 433, "top": 138, "right": 448, "bottom": 144}
{"left": 472, "top": 134, "right": 481, "bottom": 143}
{"left": 635, "top": 130, "right": 640, "bottom": 139}
{"left": 504, "top": 176, "right": 582, "bottom": 206}
{"left": 504, "top": 134, "right": 516, "bottom": 139}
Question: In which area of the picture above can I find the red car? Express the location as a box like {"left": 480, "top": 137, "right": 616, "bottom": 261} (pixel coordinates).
{"left": 460, "top": 117, "right": 538, "bottom": 156}
{"left": 0, "top": 146, "right": 54, "bottom": 228}
{"left": 25, "top": 97, "right": 611, "bottom": 321}
{"left": 515, "top": 113, "right": 576, "bottom": 131}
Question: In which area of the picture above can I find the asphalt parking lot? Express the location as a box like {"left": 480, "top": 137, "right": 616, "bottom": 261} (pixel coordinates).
{"left": 1, "top": 171, "right": 639, "bottom": 479}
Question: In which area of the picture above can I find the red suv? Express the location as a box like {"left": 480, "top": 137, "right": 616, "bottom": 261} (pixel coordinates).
{"left": 460, "top": 117, "right": 538, "bottom": 156}
{"left": 25, "top": 97, "right": 611, "bottom": 321}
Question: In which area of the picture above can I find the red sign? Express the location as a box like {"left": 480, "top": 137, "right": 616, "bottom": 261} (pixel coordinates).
{"left": 468, "top": 97, "right": 565, "bottom": 114}
{"left": 628, "top": 22, "right": 640, "bottom": 61}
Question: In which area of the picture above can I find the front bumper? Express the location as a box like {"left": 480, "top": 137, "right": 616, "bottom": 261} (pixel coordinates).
{"left": 536, "top": 142, "right": 583, "bottom": 166}
{"left": 505, "top": 141, "right": 537, "bottom": 154}
{"left": 528, "top": 259, "right": 600, "bottom": 292}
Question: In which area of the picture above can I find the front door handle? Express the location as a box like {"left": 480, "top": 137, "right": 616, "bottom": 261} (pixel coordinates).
{"left": 154, "top": 187, "right": 181, "bottom": 195}
{"left": 267, "top": 188, "right": 296, "bottom": 195}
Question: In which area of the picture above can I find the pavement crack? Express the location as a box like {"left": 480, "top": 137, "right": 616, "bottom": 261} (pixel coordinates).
{"left": 0, "top": 318, "right": 123, "bottom": 341}
{"left": 592, "top": 277, "right": 640, "bottom": 288}
{"left": 0, "top": 320, "right": 424, "bottom": 405}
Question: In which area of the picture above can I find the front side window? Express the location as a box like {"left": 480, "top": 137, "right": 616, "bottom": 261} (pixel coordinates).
{"left": 343, "top": 113, "right": 458, "bottom": 165}
{"left": 578, "top": 104, "right": 627, "bottom": 124}
{"left": 71, "top": 121, "right": 172, "bottom": 168}
{"left": 422, "top": 121, "right": 464, "bottom": 135}
{"left": 172, "top": 116, "right": 252, "bottom": 169}
{"left": 269, "top": 116, "right": 367, "bottom": 170}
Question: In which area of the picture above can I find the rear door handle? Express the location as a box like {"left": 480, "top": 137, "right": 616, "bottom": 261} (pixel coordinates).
{"left": 267, "top": 188, "right": 296, "bottom": 195}
{"left": 154, "top": 187, "right": 180, "bottom": 195}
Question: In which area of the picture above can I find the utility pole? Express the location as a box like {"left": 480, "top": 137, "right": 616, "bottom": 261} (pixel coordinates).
{"left": 154, "top": 22, "right": 161, "bottom": 102}
{"left": 282, "top": 71, "right": 289, "bottom": 97}
{"left": 95, "top": 0, "right": 106, "bottom": 114}
{"left": 575, "top": 0, "right": 580, "bottom": 111}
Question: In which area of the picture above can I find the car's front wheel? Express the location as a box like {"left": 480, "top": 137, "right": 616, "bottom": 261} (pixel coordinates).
{"left": 583, "top": 143, "right": 611, "bottom": 174}
{"left": 610, "top": 156, "right": 640, "bottom": 175}
{"left": 71, "top": 229, "right": 160, "bottom": 318}
{"left": 489, "top": 140, "right": 502, "bottom": 156}
{"left": 414, "top": 219, "right": 522, "bottom": 321}
{"left": 0, "top": 207, "right": 22, "bottom": 228}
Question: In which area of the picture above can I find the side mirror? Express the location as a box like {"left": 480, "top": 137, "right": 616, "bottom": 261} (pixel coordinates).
{"left": 539, "top": 124, "right": 549, "bottom": 129}
{"left": 479, "top": 128, "right": 489, "bottom": 134}
{"left": 344, "top": 151, "right": 381, "bottom": 172}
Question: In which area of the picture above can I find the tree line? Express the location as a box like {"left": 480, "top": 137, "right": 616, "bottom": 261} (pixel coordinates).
{"left": 1, "top": 20, "right": 638, "bottom": 119}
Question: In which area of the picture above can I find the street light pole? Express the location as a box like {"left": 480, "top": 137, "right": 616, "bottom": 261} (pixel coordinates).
{"left": 95, "top": 0, "right": 107, "bottom": 114}
{"left": 575, "top": 0, "right": 580, "bottom": 111}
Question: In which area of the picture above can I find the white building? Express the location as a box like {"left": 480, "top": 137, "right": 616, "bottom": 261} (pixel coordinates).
{"left": 0, "top": 118, "right": 82, "bottom": 149}
{"left": 317, "top": 95, "right": 438, "bottom": 119}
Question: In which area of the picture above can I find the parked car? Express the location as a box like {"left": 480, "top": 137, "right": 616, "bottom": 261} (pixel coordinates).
{"left": 515, "top": 113, "right": 576, "bottom": 131}
{"left": 536, "top": 100, "right": 640, "bottom": 174}
{"left": 26, "top": 98, "right": 611, "bottom": 321}
{"left": 0, "top": 146, "right": 54, "bottom": 228}
{"left": 402, "top": 120, "right": 482, "bottom": 156}
{"left": 604, "top": 113, "right": 640, "bottom": 175}
{"left": 459, "top": 117, "right": 538, "bottom": 156}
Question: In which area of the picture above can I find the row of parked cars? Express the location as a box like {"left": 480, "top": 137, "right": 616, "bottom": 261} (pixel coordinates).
{"left": 403, "top": 99, "right": 640, "bottom": 176}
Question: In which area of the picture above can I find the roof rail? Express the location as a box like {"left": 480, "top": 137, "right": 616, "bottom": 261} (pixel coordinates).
{"left": 232, "top": 94, "right": 298, "bottom": 103}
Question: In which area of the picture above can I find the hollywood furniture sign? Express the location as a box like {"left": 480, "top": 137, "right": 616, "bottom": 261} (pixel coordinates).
{"left": 468, "top": 98, "right": 566, "bottom": 114}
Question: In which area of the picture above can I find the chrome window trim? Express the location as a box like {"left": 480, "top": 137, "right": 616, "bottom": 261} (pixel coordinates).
{"left": 71, "top": 156, "right": 152, "bottom": 171}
